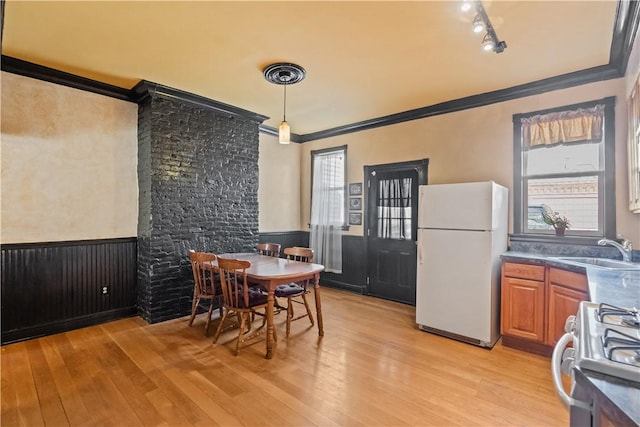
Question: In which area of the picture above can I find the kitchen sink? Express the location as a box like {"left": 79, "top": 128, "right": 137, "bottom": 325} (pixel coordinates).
{"left": 555, "top": 257, "right": 640, "bottom": 270}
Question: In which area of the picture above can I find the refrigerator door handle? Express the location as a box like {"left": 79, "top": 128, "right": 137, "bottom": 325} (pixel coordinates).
{"left": 417, "top": 239, "right": 423, "bottom": 264}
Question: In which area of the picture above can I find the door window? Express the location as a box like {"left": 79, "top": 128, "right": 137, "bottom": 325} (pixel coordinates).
{"left": 376, "top": 175, "right": 413, "bottom": 240}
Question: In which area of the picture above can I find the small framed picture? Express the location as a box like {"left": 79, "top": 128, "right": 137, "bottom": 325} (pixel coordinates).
{"left": 348, "top": 212, "right": 362, "bottom": 225}
{"left": 349, "top": 182, "right": 363, "bottom": 196}
{"left": 349, "top": 197, "right": 362, "bottom": 211}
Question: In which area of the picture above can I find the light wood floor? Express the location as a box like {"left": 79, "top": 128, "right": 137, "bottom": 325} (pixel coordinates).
{"left": 1, "top": 287, "right": 568, "bottom": 426}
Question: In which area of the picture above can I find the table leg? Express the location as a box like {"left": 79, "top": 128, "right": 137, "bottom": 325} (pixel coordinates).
{"left": 265, "top": 288, "right": 275, "bottom": 359}
{"left": 313, "top": 273, "right": 324, "bottom": 336}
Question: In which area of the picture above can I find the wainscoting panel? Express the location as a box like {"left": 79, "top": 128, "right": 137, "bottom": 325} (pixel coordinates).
{"left": 258, "top": 231, "right": 310, "bottom": 255}
{"left": 1, "top": 238, "right": 137, "bottom": 344}
{"left": 321, "top": 235, "right": 366, "bottom": 294}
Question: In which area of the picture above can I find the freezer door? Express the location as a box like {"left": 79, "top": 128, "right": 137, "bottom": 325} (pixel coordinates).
{"left": 418, "top": 181, "right": 505, "bottom": 231}
{"left": 416, "top": 228, "right": 499, "bottom": 344}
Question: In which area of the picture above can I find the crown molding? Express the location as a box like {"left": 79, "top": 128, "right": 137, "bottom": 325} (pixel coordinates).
{"left": 132, "top": 80, "right": 268, "bottom": 124}
{"left": 298, "top": 64, "right": 620, "bottom": 142}
{"left": 609, "top": 0, "right": 640, "bottom": 74}
{"left": 1, "top": 55, "right": 132, "bottom": 101}
{"left": 2, "top": 0, "right": 637, "bottom": 141}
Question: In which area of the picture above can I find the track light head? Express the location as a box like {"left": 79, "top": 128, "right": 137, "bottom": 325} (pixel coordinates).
{"left": 472, "top": 14, "right": 485, "bottom": 33}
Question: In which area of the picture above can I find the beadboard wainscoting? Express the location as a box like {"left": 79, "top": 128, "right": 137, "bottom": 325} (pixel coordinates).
{"left": 1, "top": 238, "right": 137, "bottom": 344}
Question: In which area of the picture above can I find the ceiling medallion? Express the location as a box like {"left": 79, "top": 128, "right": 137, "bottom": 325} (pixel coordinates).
{"left": 263, "top": 63, "right": 306, "bottom": 85}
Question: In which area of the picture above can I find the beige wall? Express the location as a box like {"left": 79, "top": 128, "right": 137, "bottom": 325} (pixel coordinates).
{"left": 1, "top": 72, "right": 138, "bottom": 244}
{"left": 283, "top": 77, "right": 639, "bottom": 244}
{"left": 258, "top": 133, "right": 302, "bottom": 232}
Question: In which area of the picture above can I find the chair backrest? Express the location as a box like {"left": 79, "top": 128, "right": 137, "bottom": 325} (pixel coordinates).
{"left": 257, "top": 242, "right": 281, "bottom": 257}
{"left": 189, "top": 250, "right": 218, "bottom": 296}
{"left": 217, "top": 258, "right": 252, "bottom": 309}
{"left": 284, "top": 247, "right": 313, "bottom": 263}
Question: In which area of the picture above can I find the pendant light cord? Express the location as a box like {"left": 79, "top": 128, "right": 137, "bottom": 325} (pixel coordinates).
{"left": 283, "top": 84, "right": 287, "bottom": 121}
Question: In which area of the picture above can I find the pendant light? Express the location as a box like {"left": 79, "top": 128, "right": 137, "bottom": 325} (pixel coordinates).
{"left": 279, "top": 84, "right": 290, "bottom": 144}
{"left": 263, "top": 63, "right": 306, "bottom": 144}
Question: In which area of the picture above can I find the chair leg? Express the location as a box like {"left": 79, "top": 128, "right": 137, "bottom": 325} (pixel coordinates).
{"left": 270, "top": 310, "right": 277, "bottom": 342}
{"left": 301, "top": 293, "right": 315, "bottom": 326}
{"left": 236, "top": 312, "right": 247, "bottom": 356}
{"left": 286, "top": 298, "right": 293, "bottom": 337}
{"left": 204, "top": 300, "right": 215, "bottom": 336}
{"left": 213, "top": 309, "right": 231, "bottom": 344}
{"left": 189, "top": 297, "right": 200, "bottom": 326}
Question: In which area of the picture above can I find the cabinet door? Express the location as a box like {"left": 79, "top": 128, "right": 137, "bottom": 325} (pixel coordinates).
{"left": 501, "top": 277, "right": 545, "bottom": 342}
{"left": 547, "top": 284, "right": 588, "bottom": 345}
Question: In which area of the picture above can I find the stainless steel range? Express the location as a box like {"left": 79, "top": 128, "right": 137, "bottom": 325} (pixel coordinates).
{"left": 552, "top": 301, "right": 640, "bottom": 424}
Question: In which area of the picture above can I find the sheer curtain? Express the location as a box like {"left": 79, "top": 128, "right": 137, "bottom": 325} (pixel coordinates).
{"left": 377, "top": 175, "right": 413, "bottom": 240}
{"left": 309, "top": 150, "right": 343, "bottom": 273}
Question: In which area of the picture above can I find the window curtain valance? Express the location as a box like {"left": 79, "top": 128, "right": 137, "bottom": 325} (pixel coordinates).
{"left": 521, "top": 104, "right": 604, "bottom": 148}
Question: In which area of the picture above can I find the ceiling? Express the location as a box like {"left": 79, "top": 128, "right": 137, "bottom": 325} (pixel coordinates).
{"left": 1, "top": 1, "right": 632, "bottom": 138}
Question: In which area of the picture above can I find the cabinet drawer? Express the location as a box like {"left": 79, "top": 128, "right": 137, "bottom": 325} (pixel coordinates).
{"left": 548, "top": 267, "right": 588, "bottom": 293}
{"left": 503, "top": 262, "right": 545, "bottom": 281}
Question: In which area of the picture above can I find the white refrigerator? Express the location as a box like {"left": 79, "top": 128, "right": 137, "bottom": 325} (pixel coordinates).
{"left": 415, "top": 181, "right": 508, "bottom": 348}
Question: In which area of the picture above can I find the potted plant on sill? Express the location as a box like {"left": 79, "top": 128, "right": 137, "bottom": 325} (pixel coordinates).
{"left": 542, "top": 212, "right": 571, "bottom": 236}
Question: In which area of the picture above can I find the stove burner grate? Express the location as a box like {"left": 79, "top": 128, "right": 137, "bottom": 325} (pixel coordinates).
{"left": 601, "top": 328, "right": 640, "bottom": 367}
{"left": 597, "top": 303, "right": 639, "bottom": 326}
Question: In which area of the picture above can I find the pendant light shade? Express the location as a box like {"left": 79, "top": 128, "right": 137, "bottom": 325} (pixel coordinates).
{"left": 263, "top": 62, "right": 306, "bottom": 145}
{"left": 279, "top": 120, "right": 291, "bottom": 144}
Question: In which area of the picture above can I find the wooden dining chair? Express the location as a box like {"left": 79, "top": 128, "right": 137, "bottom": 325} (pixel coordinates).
{"left": 257, "top": 242, "right": 281, "bottom": 257}
{"left": 275, "top": 247, "right": 315, "bottom": 337}
{"left": 213, "top": 258, "right": 269, "bottom": 355}
{"left": 189, "top": 250, "right": 223, "bottom": 335}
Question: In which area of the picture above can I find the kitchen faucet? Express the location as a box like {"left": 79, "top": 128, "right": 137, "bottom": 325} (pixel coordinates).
{"left": 597, "top": 238, "right": 633, "bottom": 262}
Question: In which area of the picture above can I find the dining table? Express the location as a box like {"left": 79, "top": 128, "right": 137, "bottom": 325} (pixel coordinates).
{"left": 214, "top": 252, "right": 325, "bottom": 359}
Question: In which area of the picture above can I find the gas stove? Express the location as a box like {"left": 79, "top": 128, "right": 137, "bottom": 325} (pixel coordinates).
{"left": 574, "top": 302, "right": 640, "bottom": 383}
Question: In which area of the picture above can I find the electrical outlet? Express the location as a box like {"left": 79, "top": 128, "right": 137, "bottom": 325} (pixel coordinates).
{"left": 102, "top": 286, "right": 109, "bottom": 295}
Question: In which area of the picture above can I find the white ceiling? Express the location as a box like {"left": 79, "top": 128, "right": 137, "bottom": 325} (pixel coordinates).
{"left": 1, "top": 1, "right": 624, "bottom": 136}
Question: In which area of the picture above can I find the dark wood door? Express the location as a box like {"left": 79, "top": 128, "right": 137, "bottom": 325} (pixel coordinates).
{"left": 364, "top": 160, "right": 428, "bottom": 305}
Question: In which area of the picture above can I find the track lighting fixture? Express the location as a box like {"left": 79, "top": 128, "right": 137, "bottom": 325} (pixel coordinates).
{"left": 462, "top": 1, "right": 507, "bottom": 54}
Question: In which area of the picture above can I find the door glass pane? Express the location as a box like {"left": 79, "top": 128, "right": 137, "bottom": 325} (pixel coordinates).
{"left": 377, "top": 177, "right": 412, "bottom": 240}
{"left": 527, "top": 176, "right": 599, "bottom": 232}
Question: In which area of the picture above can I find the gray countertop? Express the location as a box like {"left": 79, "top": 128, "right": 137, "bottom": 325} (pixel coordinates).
{"left": 501, "top": 251, "right": 640, "bottom": 309}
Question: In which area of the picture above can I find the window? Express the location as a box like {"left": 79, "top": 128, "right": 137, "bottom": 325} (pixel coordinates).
{"left": 309, "top": 146, "right": 346, "bottom": 273}
{"left": 376, "top": 173, "right": 414, "bottom": 240}
{"left": 513, "top": 97, "right": 616, "bottom": 238}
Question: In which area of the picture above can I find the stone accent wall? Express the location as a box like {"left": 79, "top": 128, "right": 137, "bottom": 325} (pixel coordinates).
{"left": 137, "top": 96, "right": 260, "bottom": 323}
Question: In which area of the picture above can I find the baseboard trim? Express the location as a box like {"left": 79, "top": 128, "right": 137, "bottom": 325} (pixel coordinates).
{"left": 501, "top": 335, "right": 552, "bottom": 357}
{"left": 320, "top": 277, "right": 366, "bottom": 295}
{"left": 1, "top": 307, "right": 138, "bottom": 345}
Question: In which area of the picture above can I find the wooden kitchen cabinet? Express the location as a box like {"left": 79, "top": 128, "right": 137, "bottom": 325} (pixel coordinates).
{"left": 501, "top": 260, "right": 588, "bottom": 356}
{"left": 501, "top": 262, "right": 547, "bottom": 352}
{"left": 501, "top": 276, "right": 545, "bottom": 342}
{"left": 546, "top": 267, "right": 589, "bottom": 346}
